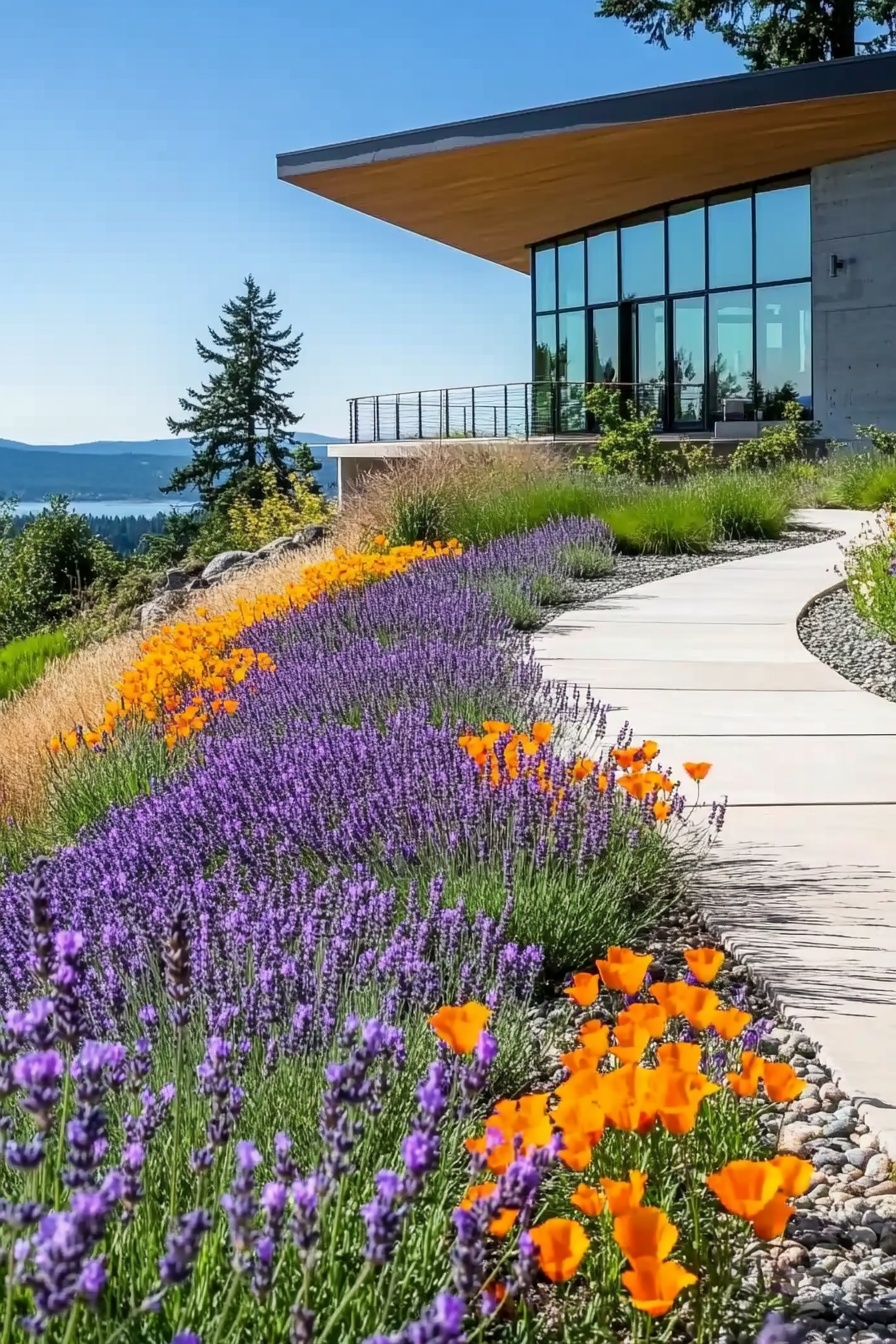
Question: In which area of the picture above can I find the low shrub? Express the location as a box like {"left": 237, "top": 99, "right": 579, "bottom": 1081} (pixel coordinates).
{"left": 695, "top": 471, "right": 793, "bottom": 540}
{"left": 577, "top": 387, "right": 709, "bottom": 483}
{"left": 0, "top": 629, "right": 73, "bottom": 702}
{"left": 730, "top": 401, "right": 820, "bottom": 472}
{"left": 856, "top": 423, "right": 896, "bottom": 458}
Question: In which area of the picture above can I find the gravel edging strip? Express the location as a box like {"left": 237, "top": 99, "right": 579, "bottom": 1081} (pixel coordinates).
{"left": 799, "top": 585, "right": 896, "bottom": 703}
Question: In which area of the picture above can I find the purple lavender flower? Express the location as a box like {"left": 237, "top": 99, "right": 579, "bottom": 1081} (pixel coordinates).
{"left": 27, "top": 859, "right": 55, "bottom": 987}
{"left": 289, "top": 1175, "right": 319, "bottom": 1262}
{"left": 52, "top": 931, "right": 85, "bottom": 1048}
{"left": 159, "top": 1209, "right": 212, "bottom": 1287}
{"left": 163, "top": 906, "right": 192, "bottom": 1028}
{"left": 220, "top": 1140, "right": 262, "bottom": 1270}
{"left": 755, "top": 1312, "right": 808, "bottom": 1344}
{"left": 12, "top": 1050, "right": 64, "bottom": 1131}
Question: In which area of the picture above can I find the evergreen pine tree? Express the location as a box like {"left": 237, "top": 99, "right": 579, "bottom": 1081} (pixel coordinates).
{"left": 164, "top": 276, "right": 321, "bottom": 509}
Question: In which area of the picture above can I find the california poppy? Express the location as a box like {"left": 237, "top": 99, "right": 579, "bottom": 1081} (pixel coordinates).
{"left": 762, "top": 1061, "right": 805, "bottom": 1103}
{"left": 750, "top": 1191, "right": 793, "bottom": 1241}
{"left": 613, "top": 1207, "right": 679, "bottom": 1263}
{"left": 564, "top": 972, "right": 600, "bottom": 1007}
{"left": 679, "top": 985, "right": 721, "bottom": 1031}
{"left": 570, "top": 1183, "right": 606, "bottom": 1217}
{"left": 683, "top": 947, "right": 725, "bottom": 984}
{"left": 482, "top": 720, "right": 512, "bottom": 735}
{"left": 577, "top": 1020, "right": 611, "bottom": 1059}
{"left": 600, "top": 1170, "right": 647, "bottom": 1216}
{"left": 656, "top": 1041, "right": 702, "bottom": 1072}
{"left": 560, "top": 1047, "right": 602, "bottom": 1074}
{"left": 528, "top": 1217, "right": 590, "bottom": 1283}
{"left": 648, "top": 980, "right": 694, "bottom": 1019}
{"left": 596, "top": 1066, "right": 659, "bottom": 1134}
{"left": 653, "top": 800, "right": 672, "bottom": 822}
{"left": 617, "top": 1002, "right": 668, "bottom": 1040}
{"left": 596, "top": 947, "right": 653, "bottom": 996}
{"left": 621, "top": 1257, "right": 698, "bottom": 1316}
{"left": 706, "top": 1160, "right": 782, "bottom": 1220}
{"left": 654, "top": 1065, "right": 719, "bottom": 1134}
{"left": 459, "top": 1183, "right": 519, "bottom": 1238}
{"left": 611, "top": 746, "right": 640, "bottom": 771}
{"left": 711, "top": 1007, "right": 752, "bottom": 1041}
{"left": 531, "top": 721, "right": 553, "bottom": 745}
{"left": 770, "top": 1155, "right": 813, "bottom": 1198}
{"left": 609, "top": 1022, "right": 652, "bottom": 1065}
{"left": 617, "top": 774, "right": 652, "bottom": 801}
{"left": 726, "top": 1049, "right": 765, "bottom": 1098}
{"left": 428, "top": 1002, "right": 492, "bottom": 1054}
{"left": 683, "top": 761, "right": 712, "bottom": 782}
{"left": 571, "top": 758, "right": 596, "bottom": 781}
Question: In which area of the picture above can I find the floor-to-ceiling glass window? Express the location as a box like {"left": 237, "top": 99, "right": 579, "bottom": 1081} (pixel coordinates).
{"left": 530, "top": 175, "right": 812, "bottom": 432}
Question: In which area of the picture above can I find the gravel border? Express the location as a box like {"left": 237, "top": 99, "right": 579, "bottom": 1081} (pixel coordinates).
{"left": 799, "top": 586, "right": 896, "bottom": 703}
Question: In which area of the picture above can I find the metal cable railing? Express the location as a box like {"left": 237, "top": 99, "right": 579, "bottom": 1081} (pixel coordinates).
{"left": 347, "top": 381, "right": 706, "bottom": 443}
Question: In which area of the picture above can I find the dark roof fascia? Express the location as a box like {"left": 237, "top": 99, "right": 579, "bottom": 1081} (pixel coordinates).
{"left": 277, "top": 52, "right": 896, "bottom": 178}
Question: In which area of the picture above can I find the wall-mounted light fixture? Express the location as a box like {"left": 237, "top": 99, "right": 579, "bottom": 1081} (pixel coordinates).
{"left": 829, "top": 253, "right": 846, "bottom": 278}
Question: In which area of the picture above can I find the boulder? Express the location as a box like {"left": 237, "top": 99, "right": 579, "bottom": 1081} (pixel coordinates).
{"left": 186, "top": 577, "right": 208, "bottom": 591}
{"left": 139, "top": 590, "right": 188, "bottom": 631}
{"left": 201, "top": 550, "right": 254, "bottom": 582}
{"left": 255, "top": 534, "right": 300, "bottom": 560}
{"left": 294, "top": 524, "right": 327, "bottom": 548}
{"left": 164, "top": 568, "right": 189, "bottom": 591}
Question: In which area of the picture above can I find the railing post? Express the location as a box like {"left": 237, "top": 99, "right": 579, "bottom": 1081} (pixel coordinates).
{"left": 418, "top": 391, "right": 423, "bottom": 440}
{"left": 525, "top": 384, "right": 530, "bottom": 440}
{"left": 374, "top": 397, "right": 380, "bottom": 442}
{"left": 493, "top": 407, "right": 497, "bottom": 436}
{"left": 445, "top": 389, "right": 449, "bottom": 438}
{"left": 504, "top": 384, "right": 508, "bottom": 437}
{"left": 471, "top": 386, "right": 476, "bottom": 438}
{"left": 395, "top": 394, "right": 400, "bottom": 442}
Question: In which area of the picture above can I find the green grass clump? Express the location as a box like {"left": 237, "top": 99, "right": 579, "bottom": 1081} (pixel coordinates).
{"left": 598, "top": 486, "right": 715, "bottom": 554}
{"left": 0, "top": 628, "right": 72, "bottom": 701}
{"left": 826, "top": 452, "right": 896, "bottom": 510}
{"left": 697, "top": 470, "right": 793, "bottom": 539}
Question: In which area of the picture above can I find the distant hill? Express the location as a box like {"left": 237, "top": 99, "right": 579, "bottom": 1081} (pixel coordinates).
{"left": 0, "top": 434, "right": 341, "bottom": 501}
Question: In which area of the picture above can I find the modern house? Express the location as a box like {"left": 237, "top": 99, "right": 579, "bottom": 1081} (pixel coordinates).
{"left": 278, "top": 53, "right": 896, "bottom": 498}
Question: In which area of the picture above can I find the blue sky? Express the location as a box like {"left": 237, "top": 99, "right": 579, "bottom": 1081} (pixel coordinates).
{"left": 0, "top": 0, "right": 741, "bottom": 443}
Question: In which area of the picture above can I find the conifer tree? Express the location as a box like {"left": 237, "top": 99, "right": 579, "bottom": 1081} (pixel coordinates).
{"left": 164, "top": 276, "right": 320, "bottom": 509}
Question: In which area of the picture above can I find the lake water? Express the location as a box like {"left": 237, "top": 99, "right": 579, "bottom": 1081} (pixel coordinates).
{"left": 10, "top": 499, "right": 197, "bottom": 518}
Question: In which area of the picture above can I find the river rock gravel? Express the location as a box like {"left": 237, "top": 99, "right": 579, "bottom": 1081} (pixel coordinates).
{"left": 799, "top": 586, "right": 896, "bottom": 703}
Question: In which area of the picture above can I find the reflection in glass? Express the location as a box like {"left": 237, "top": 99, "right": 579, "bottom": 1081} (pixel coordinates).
{"left": 558, "top": 310, "right": 587, "bottom": 430}
{"left": 668, "top": 202, "right": 705, "bottom": 294}
{"left": 709, "top": 290, "right": 753, "bottom": 420}
{"left": 557, "top": 238, "right": 585, "bottom": 309}
{"left": 534, "top": 314, "right": 556, "bottom": 381}
{"left": 755, "top": 184, "right": 811, "bottom": 283}
{"left": 756, "top": 282, "right": 812, "bottom": 415}
{"left": 636, "top": 300, "right": 665, "bottom": 421}
{"left": 621, "top": 216, "right": 664, "bottom": 299}
{"left": 709, "top": 194, "right": 752, "bottom": 289}
{"left": 534, "top": 246, "right": 556, "bottom": 312}
{"left": 587, "top": 229, "right": 618, "bottom": 305}
{"left": 591, "top": 307, "right": 619, "bottom": 384}
{"left": 673, "top": 296, "right": 705, "bottom": 424}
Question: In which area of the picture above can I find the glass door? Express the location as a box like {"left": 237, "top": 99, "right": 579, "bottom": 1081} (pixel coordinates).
{"left": 635, "top": 300, "right": 665, "bottom": 427}
{"left": 672, "top": 296, "right": 706, "bottom": 429}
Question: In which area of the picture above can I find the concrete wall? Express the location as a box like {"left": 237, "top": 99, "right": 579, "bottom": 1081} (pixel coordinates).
{"left": 812, "top": 148, "right": 896, "bottom": 441}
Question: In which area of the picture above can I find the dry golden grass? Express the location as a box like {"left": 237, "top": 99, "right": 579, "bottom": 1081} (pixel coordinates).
{"left": 338, "top": 440, "right": 567, "bottom": 538}
{"left": 0, "top": 537, "right": 352, "bottom": 823}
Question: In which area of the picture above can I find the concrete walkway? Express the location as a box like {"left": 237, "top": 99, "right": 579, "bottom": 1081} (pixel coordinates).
{"left": 533, "top": 510, "right": 896, "bottom": 1152}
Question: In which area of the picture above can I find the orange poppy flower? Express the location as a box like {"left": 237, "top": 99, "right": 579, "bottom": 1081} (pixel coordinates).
{"left": 617, "top": 1002, "right": 668, "bottom": 1040}
{"left": 621, "top": 1257, "right": 698, "bottom": 1316}
{"left": 465, "top": 1096, "right": 554, "bottom": 1175}
{"left": 613, "top": 1207, "right": 679, "bottom": 1263}
{"left": 609, "top": 1022, "right": 652, "bottom": 1065}
{"left": 617, "top": 774, "right": 652, "bottom": 801}
{"left": 571, "top": 758, "right": 596, "bottom": 781}
{"left": 428, "top": 1002, "right": 492, "bottom": 1054}
{"left": 679, "top": 985, "right": 721, "bottom": 1030}
{"left": 577, "top": 1020, "right": 611, "bottom": 1059}
{"left": 564, "top": 972, "right": 600, "bottom": 1007}
{"left": 683, "top": 761, "right": 712, "bottom": 781}
{"left": 595, "top": 773, "right": 609, "bottom": 792}
{"left": 611, "top": 746, "right": 640, "bottom": 770}
{"left": 655, "top": 1041, "right": 702, "bottom": 1072}
{"left": 770, "top": 1155, "right": 814, "bottom": 1198}
{"left": 373, "top": 533, "right": 388, "bottom": 547}
{"left": 570, "top": 1183, "right": 606, "bottom": 1217}
{"left": 600, "top": 1170, "right": 647, "bottom": 1216}
{"left": 653, "top": 800, "right": 672, "bottom": 822}
{"left": 531, "top": 721, "right": 553, "bottom": 745}
{"left": 459, "top": 1183, "right": 519, "bottom": 1238}
{"left": 595, "top": 947, "right": 653, "bottom": 996}
{"left": 596, "top": 1065, "right": 659, "bottom": 1134}
{"left": 762, "top": 1061, "right": 806, "bottom": 1103}
{"left": 683, "top": 947, "right": 725, "bottom": 984}
{"left": 648, "top": 980, "right": 694, "bottom": 1018}
{"left": 711, "top": 1007, "right": 752, "bottom": 1041}
{"left": 706, "top": 1160, "right": 782, "bottom": 1220}
{"left": 726, "top": 1050, "right": 765, "bottom": 1098}
{"left": 750, "top": 1192, "right": 794, "bottom": 1241}
{"left": 528, "top": 1218, "right": 590, "bottom": 1283}
{"left": 640, "top": 740, "right": 660, "bottom": 762}
{"left": 560, "top": 1047, "right": 602, "bottom": 1074}
{"left": 482, "top": 720, "right": 512, "bottom": 735}
{"left": 654, "top": 1066, "right": 719, "bottom": 1134}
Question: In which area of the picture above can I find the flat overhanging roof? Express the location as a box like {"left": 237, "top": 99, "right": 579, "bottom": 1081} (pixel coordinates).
{"left": 278, "top": 53, "right": 896, "bottom": 272}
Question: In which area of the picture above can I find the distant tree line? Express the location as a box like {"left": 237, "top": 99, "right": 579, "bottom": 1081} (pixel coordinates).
{"left": 10, "top": 512, "right": 169, "bottom": 556}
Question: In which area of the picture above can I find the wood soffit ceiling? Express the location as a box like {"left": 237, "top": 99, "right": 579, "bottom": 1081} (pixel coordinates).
{"left": 279, "top": 89, "right": 896, "bottom": 273}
